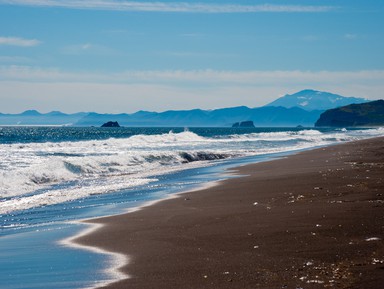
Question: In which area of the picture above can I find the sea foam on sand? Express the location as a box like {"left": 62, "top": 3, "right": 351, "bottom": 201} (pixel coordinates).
{"left": 60, "top": 180, "right": 220, "bottom": 289}
{"left": 59, "top": 221, "right": 129, "bottom": 289}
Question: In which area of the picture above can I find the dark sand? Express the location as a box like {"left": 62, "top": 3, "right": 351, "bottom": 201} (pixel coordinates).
{"left": 76, "top": 137, "right": 384, "bottom": 289}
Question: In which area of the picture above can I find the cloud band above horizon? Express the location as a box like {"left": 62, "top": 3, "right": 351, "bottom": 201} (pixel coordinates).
{"left": 1, "top": 66, "right": 383, "bottom": 114}
{"left": 0, "top": 0, "right": 334, "bottom": 13}
{"left": 1, "top": 66, "right": 383, "bottom": 85}
{"left": 0, "top": 36, "right": 41, "bottom": 47}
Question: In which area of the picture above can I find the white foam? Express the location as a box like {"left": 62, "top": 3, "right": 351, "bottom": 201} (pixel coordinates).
{"left": 59, "top": 179, "right": 220, "bottom": 289}
{"left": 0, "top": 177, "right": 154, "bottom": 215}
{"left": 60, "top": 221, "right": 129, "bottom": 289}
{"left": 0, "top": 131, "right": 214, "bottom": 200}
{"left": 2, "top": 128, "right": 383, "bottom": 214}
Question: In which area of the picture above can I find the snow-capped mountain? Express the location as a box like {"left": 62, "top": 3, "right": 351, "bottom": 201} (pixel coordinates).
{"left": 265, "top": 89, "right": 368, "bottom": 111}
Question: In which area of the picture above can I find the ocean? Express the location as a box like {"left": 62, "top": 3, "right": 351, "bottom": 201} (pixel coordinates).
{"left": 1, "top": 126, "right": 383, "bottom": 289}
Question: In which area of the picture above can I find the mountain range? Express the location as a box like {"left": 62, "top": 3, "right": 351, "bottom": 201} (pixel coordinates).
{"left": 0, "top": 90, "right": 371, "bottom": 127}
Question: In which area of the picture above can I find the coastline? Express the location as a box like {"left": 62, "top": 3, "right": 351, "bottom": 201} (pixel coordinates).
{"left": 74, "top": 137, "right": 384, "bottom": 289}
{"left": 59, "top": 222, "right": 129, "bottom": 289}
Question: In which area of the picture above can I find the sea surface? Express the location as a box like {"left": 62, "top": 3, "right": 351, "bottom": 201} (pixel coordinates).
{"left": 0, "top": 126, "right": 383, "bottom": 289}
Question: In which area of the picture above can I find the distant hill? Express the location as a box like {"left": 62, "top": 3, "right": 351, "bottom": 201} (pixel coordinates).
{"left": 0, "top": 89, "right": 376, "bottom": 127}
{"left": 315, "top": 100, "right": 384, "bottom": 127}
{"left": 20, "top": 110, "right": 42, "bottom": 116}
{"left": 0, "top": 111, "right": 87, "bottom": 126}
{"left": 0, "top": 106, "right": 321, "bottom": 127}
{"left": 74, "top": 106, "right": 322, "bottom": 127}
{"left": 265, "top": 89, "right": 368, "bottom": 111}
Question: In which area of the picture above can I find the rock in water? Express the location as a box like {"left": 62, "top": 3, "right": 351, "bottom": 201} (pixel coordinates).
{"left": 101, "top": 121, "right": 120, "bottom": 127}
{"left": 232, "top": 121, "right": 255, "bottom": 128}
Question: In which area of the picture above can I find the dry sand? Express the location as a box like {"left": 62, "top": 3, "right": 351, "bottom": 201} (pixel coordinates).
{"left": 76, "top": 137, "right": 384, "bottom": 289}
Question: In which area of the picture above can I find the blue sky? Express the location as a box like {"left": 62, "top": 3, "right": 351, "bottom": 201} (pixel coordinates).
{"left": 1, "top": 0, "right": 383, "bottom": 113}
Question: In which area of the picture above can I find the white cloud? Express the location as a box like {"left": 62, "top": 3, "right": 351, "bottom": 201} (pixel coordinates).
{"left": 0, "top": 36, "right": 41, "bottom": 47}
{"left": 1, "top": 66, "right": 384, "bottom": 87}
{"left": 1, "top": 66, "right": 383, "bottom": 113}
{"left": 0, "top": 1, "right": 334, "bottom": 13}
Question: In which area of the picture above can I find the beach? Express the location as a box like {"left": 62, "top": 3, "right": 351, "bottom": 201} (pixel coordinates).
{"left": 76, "top": 136, "right": 384, "bottom": 289}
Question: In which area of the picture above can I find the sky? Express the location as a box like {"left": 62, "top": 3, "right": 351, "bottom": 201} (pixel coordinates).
{"left": 1, "top": 0, "right": 384, "bottom": 113}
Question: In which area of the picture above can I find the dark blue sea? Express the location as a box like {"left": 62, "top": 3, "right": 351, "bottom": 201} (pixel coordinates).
{"left": 1, "top": 126, "right": 383, "bottom": 288}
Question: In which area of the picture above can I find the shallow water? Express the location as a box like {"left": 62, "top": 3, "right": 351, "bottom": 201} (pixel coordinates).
{"left": 0, "top": 223, "right": 109, "bottom": 289}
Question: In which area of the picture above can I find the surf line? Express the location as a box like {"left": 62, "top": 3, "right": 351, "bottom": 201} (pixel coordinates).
{"left": 59, "top": 220, "right": 129, "bottom": 289}
{"left": 58, "top": 179, "right": 222, "bottom": 288}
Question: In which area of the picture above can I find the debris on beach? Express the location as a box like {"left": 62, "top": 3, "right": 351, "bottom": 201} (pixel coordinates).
{"left": 365, "top": 237, "right": 381, "bottom": 241}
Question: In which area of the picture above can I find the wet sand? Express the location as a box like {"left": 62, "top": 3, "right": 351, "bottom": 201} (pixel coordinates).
{"left": 76, "top": 137, "right": 384, "bottom": 289}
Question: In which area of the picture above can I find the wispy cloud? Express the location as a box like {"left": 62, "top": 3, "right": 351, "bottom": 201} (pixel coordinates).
{"left": 0, "top": 36, "right": 41, "bottom": 47}
{"left": 1, "top": 67, "right": 382, "bottom": 113}
{"left": 1, "top": 66, "right": 383, "bottom": 86}
{"left": 0, "top": 1, "right": 334, "bottom": 13}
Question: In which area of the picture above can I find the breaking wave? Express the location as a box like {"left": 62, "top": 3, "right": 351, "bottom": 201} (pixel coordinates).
{"left": 1, "top": 128, "right": 383, "bottom": 214}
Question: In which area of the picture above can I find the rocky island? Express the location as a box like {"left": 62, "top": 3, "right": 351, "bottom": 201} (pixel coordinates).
{"left": 101, "top": 121, "right": 121, "bottom": 127}
{"left": 232, "top": 120, "right": 255, "bottom": 128}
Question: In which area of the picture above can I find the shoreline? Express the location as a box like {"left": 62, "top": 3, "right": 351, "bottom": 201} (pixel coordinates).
{"left": 64, "top": 181, "right": 222, "bottom": 288}
{"left": 74, "top": 137, "right": 384, "bottom": 289}
{"left": 59, "top": 222, "right": 129, "bottom": 289}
